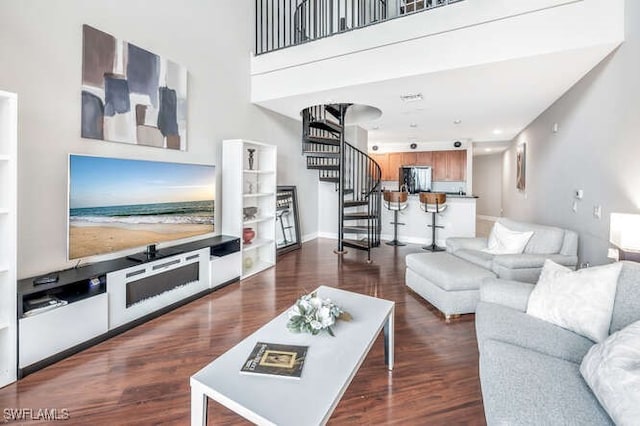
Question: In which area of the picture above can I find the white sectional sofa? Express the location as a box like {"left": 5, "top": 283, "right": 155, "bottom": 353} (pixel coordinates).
{"left": 405, "top": 218, "right": 579, "bottom": 318}
{"left": 447, "top": 218, "right": 579, "bottom": 283}
{"left": 476, "top": 261, "right": 640, "bottom": 425}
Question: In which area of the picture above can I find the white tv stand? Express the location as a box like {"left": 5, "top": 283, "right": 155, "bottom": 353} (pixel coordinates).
{"left": 17, "top": 236, "right": 240, "bottom": 377}
{"left": 108, "top": 248, "right": 210, "bottom": 329}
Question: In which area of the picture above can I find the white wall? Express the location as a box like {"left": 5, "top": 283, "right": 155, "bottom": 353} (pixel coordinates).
{"left": 344, "top": 125, "right": 368, "bottom": 152}
{"left": 473, "top": 154, "right": 503, "bottom": 217}
{"left": 502, "top": 0, "right": 640, "bottom": 266}
{"left": 0, "top": 0, "right": 318, "bottom": 278}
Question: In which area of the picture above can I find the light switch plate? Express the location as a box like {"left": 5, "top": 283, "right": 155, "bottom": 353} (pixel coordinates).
{"left": 593, "top": 205, "right": 602, "bottom": 219}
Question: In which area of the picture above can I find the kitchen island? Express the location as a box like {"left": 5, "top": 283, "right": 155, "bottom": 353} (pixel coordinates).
{"left": 379, "top": 193, "right": 477, "bottom": 246}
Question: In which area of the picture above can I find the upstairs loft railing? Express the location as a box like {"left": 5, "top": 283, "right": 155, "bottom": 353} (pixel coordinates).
{"left": 255, "top": 0, "right": 464, "bottom": 55}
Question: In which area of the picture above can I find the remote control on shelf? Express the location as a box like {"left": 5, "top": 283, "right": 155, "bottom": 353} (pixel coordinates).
{"left": 33, "top": 274, "right": 59, "bottom": 286}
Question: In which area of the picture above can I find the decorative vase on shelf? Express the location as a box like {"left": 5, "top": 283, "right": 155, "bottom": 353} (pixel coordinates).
{"left": 247, "top": 148, "right": 256, "bottom": 170}
{"left": 243, "top": 227, "right": 256, "bottom": 244}
{"left": 243, "top": 256, "right": 254, "bottom": 271}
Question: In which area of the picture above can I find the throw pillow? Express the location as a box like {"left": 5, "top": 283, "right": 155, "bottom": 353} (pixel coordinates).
{"left": 580, "top": 320, "right": 640, "bottom": 426}
{"left": 483, "top": 221, "right": 534, "bottom": 255}
{"left": 526, "top": 260, "right": 622, "bottom": 342}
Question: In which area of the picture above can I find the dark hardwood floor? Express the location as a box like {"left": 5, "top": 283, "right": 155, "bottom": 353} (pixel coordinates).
{"left": 0, "top": 239, "right": 485, "bottom": 425}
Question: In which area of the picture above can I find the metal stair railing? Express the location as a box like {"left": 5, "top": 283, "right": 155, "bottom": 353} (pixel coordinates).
{"left": 342, "top": 139, "right": 382, "bottom": 251}
{"left": 301, "top": 104, "right": 382, "bottom": 258}
{"left": 255, "top": 0, "right": 464, "bottom": 55}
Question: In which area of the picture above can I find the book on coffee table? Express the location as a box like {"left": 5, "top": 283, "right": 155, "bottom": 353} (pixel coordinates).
{"left": 240, "top": 342, "right": 308, "bottom": 379}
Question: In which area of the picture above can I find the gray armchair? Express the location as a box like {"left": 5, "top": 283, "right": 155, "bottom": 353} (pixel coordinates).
{"left": 446, "top": 218, "right": 578, "bottom": 283}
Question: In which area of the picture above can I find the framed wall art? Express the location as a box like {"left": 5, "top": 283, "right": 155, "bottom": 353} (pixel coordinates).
{"left": 81, "top": 25, "right": 188, "bottom": 150}
{"left": 516, "top": 142, "right": 526, "bottom": 191}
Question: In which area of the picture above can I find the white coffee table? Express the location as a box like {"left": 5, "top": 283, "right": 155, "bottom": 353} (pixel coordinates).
{"left": 190, "top": 285, "right": 395, "bottom": 425}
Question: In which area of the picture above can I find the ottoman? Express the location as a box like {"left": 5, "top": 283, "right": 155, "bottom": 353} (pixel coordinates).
{"left": 405, "top": 252, "right": 496, "bottom": 320}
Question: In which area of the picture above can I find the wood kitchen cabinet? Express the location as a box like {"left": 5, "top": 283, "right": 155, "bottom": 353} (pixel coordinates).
{"left": 432, "top": 151, "right": 448, "bottom": 181}
{"left": 387, "top": 153, "right": 403, "bottom": 181}
{"left": 447, "top": 149, "right": 467, "bottom": 181}
{"left": 416, "top": 151, "right": 433, "bottom": 166}
{"left": 369, "top": 154, "right": 388, "bottom": 179}
{"left": 368, "top": 149, "right": 466, "bottom": 182}
{"left": 432, "top": 150, "right": 467, "bottom": 181}
{"left": 401, "top": 152, "right": 417, "bottom": 166}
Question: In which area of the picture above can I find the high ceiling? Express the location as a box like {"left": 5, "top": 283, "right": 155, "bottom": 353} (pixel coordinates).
{"left": 251, "top": 0, "right": 623, "bottom": 153}
{"left": 254, "top": 44, "right": 617, "bottom": 150}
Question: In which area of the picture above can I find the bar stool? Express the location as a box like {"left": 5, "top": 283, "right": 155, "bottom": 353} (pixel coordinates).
{"left": 419, "top": 192, "right": 447, "bottom": 252}
{"left": 383, "top": 190, "right": 409, "bottom": 246}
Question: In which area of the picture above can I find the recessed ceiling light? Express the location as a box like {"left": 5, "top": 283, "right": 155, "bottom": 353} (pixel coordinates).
{"left": 372, "top": 125, "right": 379, "bottom": 130}
{"left": 484, "top": 148, "right": 492, "bottom": 152}
{"left": 409, "top": 123, "right": 417, "bottom": 128}
{"left": 493, "top": 129, "right": 503, "bottom": 135}
{"left": 400, "top": 93, "right": 423, "bottom": 103}
{"left": 453, "top": 119, "right": 462, "bottom": 125}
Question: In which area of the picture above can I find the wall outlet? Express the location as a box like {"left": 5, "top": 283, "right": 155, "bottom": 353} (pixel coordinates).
{"left": 593, "top": 205, "right": 602, "bottom": 219}
{"left": 575, "top": 189, "right": 583, "bottom": 200}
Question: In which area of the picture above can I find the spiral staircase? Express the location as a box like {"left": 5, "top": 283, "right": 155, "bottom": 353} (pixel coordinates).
{"left": 301, "top": 104, "right": 382, "bottom": 262}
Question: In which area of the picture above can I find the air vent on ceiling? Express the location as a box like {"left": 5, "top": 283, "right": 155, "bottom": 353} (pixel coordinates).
{"left": 400, "top": 93, "right": 423, "bottom": 103}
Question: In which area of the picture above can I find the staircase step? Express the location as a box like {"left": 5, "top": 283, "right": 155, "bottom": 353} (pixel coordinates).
{"left": 305, "top": 135, "right": 341, "bottom": 146}
{"left": 307, "top": 164, "right": 339, "bottom": 171}
{"left": 343, "top": 200, "right": 369, "bottom": 208}
{"left": 303, "top": 151, "right": 340, "bottom": 158}
{"left": 325, "top": 105, "right": 342, "bottom": 120}
{"left": 316, "top": 179, "right": 354, "bottom": 194}
{"left": 342, "top": 239, "right": 370, "bottom": 251}
{"left": 344, "top": 212, "right": 377, "bottom": 220}
{"left": 309, "top": 119, "right": 343, "bottom": 134}
{"left": 319, "top": 177, "right": 339, "bottom": 183}
{"left": 343, "top": 226, "right": 374, "bottom": 234}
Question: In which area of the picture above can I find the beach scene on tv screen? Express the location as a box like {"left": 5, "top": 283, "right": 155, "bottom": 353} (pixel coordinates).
{"left": 69, "top": 155, "right": 215, "bottom": 259}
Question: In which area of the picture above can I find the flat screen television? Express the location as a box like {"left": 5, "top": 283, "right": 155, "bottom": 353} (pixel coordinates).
{"left": 68, "top": 154, "right": 215, "bottom": 260}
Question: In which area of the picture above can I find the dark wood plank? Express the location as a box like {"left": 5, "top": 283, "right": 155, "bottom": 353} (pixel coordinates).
{"left": 0, "top": 239, "right": 485, "bottom": 425}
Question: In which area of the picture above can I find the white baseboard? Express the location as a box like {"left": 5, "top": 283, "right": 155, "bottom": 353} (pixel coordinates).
{"left": 477, "top": 215, "right": 500, "bottom": 221}
{"left": 301, "top": 233, "right": 318, "bottom": 243}
{"left": 317, "top": 232, "right": 338, "bottom": 240}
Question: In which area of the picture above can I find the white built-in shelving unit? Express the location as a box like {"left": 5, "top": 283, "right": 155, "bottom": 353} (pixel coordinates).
{"left": 0, "top": 90, "right": 17, "bottom": 387}
{"left": 222, "top": 140, "right": 277, "bottom": 279}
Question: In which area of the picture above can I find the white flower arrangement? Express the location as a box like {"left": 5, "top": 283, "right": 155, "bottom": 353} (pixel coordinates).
{"left": 286, "top": 291, "right": 351, "bottom": 336}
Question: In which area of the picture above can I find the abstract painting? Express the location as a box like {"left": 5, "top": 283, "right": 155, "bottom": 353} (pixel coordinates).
{"left": 516, "top": 143, "right": 526, "bottom": 191}
{"left": 81, "top": 25, "right": 187, "bottom": 150}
